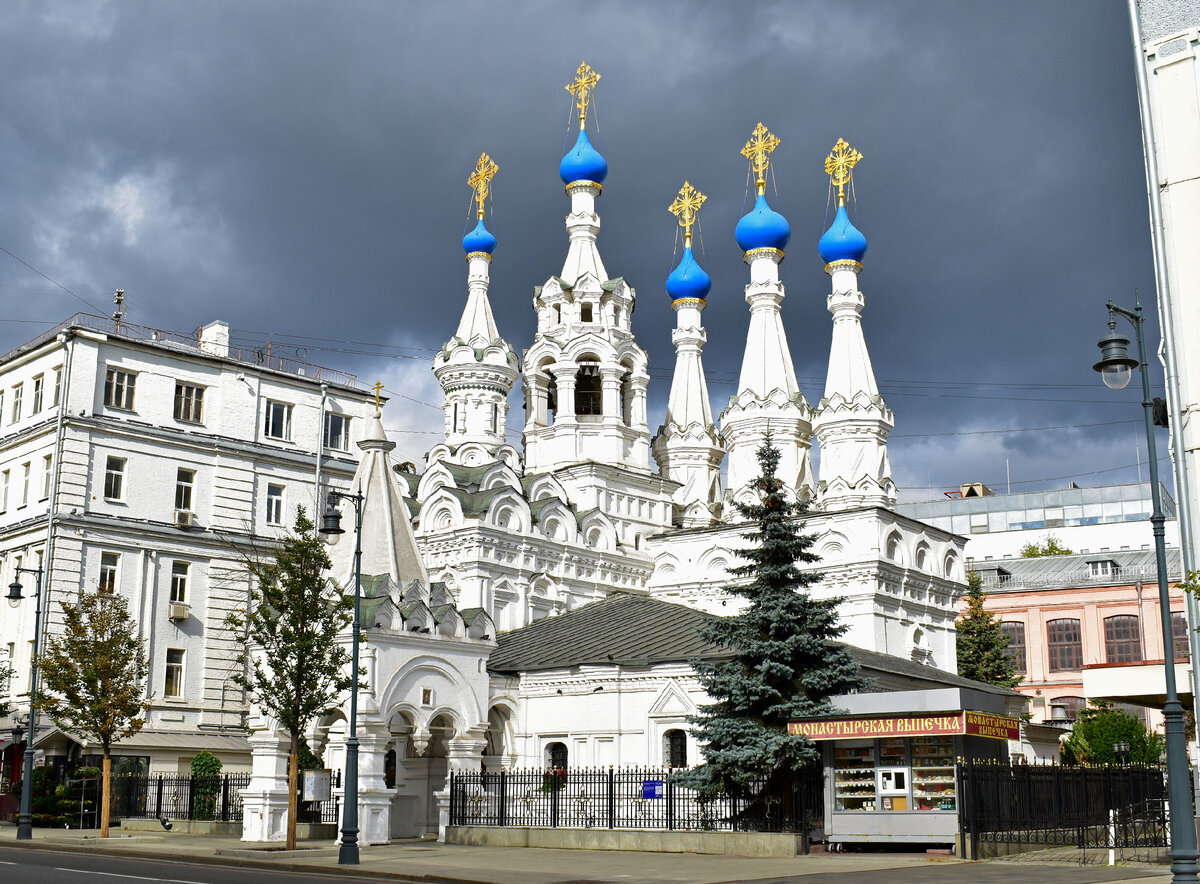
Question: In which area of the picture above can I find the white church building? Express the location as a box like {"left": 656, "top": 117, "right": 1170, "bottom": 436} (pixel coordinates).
{"left": 241, "top": 66, "right": 981, "bottom": 844}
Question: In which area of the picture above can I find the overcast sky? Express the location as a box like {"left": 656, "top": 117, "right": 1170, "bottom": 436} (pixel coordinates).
{"left": 0, "top": 1, "right": 1164, "bottom": 502}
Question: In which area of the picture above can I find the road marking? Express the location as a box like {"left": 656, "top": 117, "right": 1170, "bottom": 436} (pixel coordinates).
{"left": 54, "top": 870, "right": 207, "bottom": 884}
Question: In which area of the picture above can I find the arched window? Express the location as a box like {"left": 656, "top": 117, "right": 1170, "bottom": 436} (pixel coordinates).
{"left": 575, "top": 363, "right": 602, "bottom": 415}
{"left": 553, "top": 304, "right": 561, "bottom": 323}
{"left": 620, "top": 369, "right": 633, "bottom": 427}
{"left": 490, "top": 403, "right": 499, "bottom": 434}
{"left": 998, "top": 621, "right": 1026, "bottom": 675}
{"left": 915, "top": 545, "right": 928, "bottom": 571}
{"left": 1103, "top": 615, "right": 1142, "bottom": 663}
{"left": 384, "top": 748, "right": 396, "bottom": 788}
{"left": 665, "top": 729, "right": 687, "bottom": 768}
{"left": 885, "top": 532, "right": 902, "bottom": 562}
{"left": 546, "top": 741, "right": 568, "bottom": 770}
{"left": 1047, "top": 618, "right": 1083, "bottom": 672}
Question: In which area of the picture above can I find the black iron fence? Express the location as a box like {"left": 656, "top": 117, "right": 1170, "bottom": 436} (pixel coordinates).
{"left": 109, "top": 773, "right": 251, "bottom": 823}
{"left": 449, "top": 766, "right": 823, "bottom": 843}
{"left": 958, "top": 758, "right": 1171, "bottom": 857}
{"left": 297, "top": 770, "right": 341, "bottom": 825}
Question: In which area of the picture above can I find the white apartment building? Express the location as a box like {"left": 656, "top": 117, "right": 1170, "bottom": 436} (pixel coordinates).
{"left": 0, "top": 313, "right": 375, "bottom": 776}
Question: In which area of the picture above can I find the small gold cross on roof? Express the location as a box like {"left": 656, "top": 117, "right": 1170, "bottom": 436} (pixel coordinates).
{"left": 824, "top": 138, "right": 863, "bottom": 205}
{"left": 742, "top": 123, "right": 781, "bottom": 194}
{"left": 566, "top": 61, "right": 601, "bottom": 126}
{"left": 372, "top": 381, "right": 384, "bottom": 413}
{"left": 668, "top": 181, "right": 707, "bottom": 246}
{"left": 467, "top": 153, "right": 499, "bottom": 219}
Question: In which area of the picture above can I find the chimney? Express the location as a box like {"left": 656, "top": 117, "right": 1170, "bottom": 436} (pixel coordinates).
{"left": 199, "top": 320, "right": 230, "bottom": 358}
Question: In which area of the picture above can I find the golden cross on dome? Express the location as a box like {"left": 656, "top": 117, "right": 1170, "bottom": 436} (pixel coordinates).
{"left": 566, "top": 61, "right": 601, "bottom": 126}
{"left": 372, "top": 381, "right": 384, "bottom": 414}
{"left": 824, "top": 137, "right": 863, "bottom": 206}
{"left": 467, "top": 152, "right": 499, "bottom": 219}
{"left": 668, "top": 181, "right": 707, "bottom": 248}
{"left": 741, "top": 122, "right": 781, "bottom": 196}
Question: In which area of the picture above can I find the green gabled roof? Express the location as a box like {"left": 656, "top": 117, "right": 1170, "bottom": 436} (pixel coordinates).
{"left": 359, "top": 596, "right": 392, "bottom": 629}
{"left": 460, "top": 607, "right": 489, "bottom": 627}
{"left": 444, "top": 462, "right": 490, "bottom": 489}
{"left": 430, "top": 604, "right": 457, "bottom": 624}
{"left": 601, "top": 277, "right": 624, "bottom": 291}
{"left": 359, "top": 573, "right": 394, "bottom": 601}
{"left": 391, "top": 469, "right": 420, "bottom": 495}
{"left": 529, "top": 497, "right": 568, "bottom": 520}
{"left": 552, "top": 277, "right": 573, "bottom": 291}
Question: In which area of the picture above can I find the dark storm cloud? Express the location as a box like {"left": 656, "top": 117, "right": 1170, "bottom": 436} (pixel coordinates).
{"left": 0, "top": 0, "right": 1159, "bottom": 497}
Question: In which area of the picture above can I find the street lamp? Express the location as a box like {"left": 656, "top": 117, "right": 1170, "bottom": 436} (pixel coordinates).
{"left": 7, "top": 566, "right": 44, "bottom": 841}
{"left": 319, "top": 488, "right": 364, "bottom": 866}
{"left": 1094, "top": 298, "right": 1200, "bottom": 884}
{"left": 1113, "top": 740, "right": 1131, "bottom": 765}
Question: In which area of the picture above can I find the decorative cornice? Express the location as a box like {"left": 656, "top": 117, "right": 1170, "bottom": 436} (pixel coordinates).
{"left": 671, "top": 297, "right": 706, "bottom": 309}
{"left": 464, "top": 251, "right": 493, "bottom": 264}
{"left": 824, "top": 259, "right": 863, "bottom": 274}
{"left": 565, "top": 180, "right": 603, "bottom": 195}
{"left": 742, "top": 247, "right": 784, "bottom": 265}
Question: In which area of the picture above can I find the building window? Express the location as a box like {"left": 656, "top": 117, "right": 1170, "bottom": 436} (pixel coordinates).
{"left": 175, "top": 468, "right": 195, "bottom": 512}
{"left": 40, "top": 454, "right": 52, "bottom": 501}
{"left": 19, "top": 462, "right": 30, "bottom": 507}
{"left": 104, "top": 456, "right": 126, "bottom": 501}
{"left": 173, "top": 383, "right": 205, "bottom": 424}
{"left": 574, "top": 363, "right": 602, "bottom": 415}
{"left": 104, "top": 368, "right": 136, "bottom": 410}
{"left": 99, "top": 551, "right": 119, "bottom": 594}
{"left": 164, "top": 649, "right": 184, "bottom": 698}
{"left": 546, "top": 741, "right": 568, "bottom": 770}
{"left": 1047, "top": 618, "right": 1083, "bottom": 672}
{"left": 581, "top": 303, "right": 593, "bottom": 323}
{"left": 31, "top": 375, "right": 43, "bottom": 414}
{"left": 1050, "top": 695, "right": 1086, "bottom": 722}
{"left": 1172, "top": 611, "right": 1190, "bottom": 661}
{"left": 170, "top": 561, "right": 189, "bottom": 604}
{"left": 1088, "top": 559, "right": 1120, "bottom": 578}
{"left": 665, "top": 729, "right": 688, "bottom": 768}
{"left": 0, "top": 469, "right": 8, "bottom": 512}
{"left": 52, "top": 366, "right": 62, "bottom": 406}
{"left": 10, "top": 383, "right": 22, "bottom": 423}
{"left": 323, "top": 413, "right": 350, "bottom": 451}
{"left": 1104, "top": 614, "right": 1142, "bottom": 664}
{"left": 263, "top": 400, "right": 292, "bottom": 440}
{"left": 266, "top": 483, "right": 284, "bottom": 526}
{"left": 490, "top": 403, "right": 499, "bottom": 434}
{"left": 999, "top": 621, "right": 1026, "bottom": 675}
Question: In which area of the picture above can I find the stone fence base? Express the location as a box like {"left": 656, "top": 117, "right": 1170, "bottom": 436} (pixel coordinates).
{"left": 446, "top": 826, "right": 805, "bottom": 857}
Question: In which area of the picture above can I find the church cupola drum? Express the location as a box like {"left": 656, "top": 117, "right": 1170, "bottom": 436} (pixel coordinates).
{"left": 652, "top": 181, "right": 725, "bottom": 527}
{"left": 433, "top": 153, "right": 519, "bottom": 463}
{"left": 812, "top": 138, "right": 896, "bottom": 510}
{"left": 719, "top": 123, "right": 815, "bottom": 514}
{"left": 522, "top": 62, "right": 653, "bottom": 478}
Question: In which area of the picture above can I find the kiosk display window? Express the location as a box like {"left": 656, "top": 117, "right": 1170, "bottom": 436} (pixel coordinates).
{"left": 911, "top": 735, "right": 956, "bottom": 811}
{"left": 833, "top": 741, "right": 875, "bottom": 811}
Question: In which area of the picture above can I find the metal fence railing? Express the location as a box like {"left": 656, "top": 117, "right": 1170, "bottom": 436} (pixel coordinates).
{"left": 109, "top": 773, "right": 251, "bottom": 823}
{"left": 957, "top": 758, "right": 1171, "bottom": 857}
{"left": 449, "top": 766, "right": 823, "bottom": 843}
{"left": 297, "top": 770, "right": 341, "bottom": 825}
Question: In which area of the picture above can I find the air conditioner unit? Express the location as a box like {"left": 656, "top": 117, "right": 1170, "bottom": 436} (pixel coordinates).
{"left": 167, "top": 602, "right": 190, "bottom": 621}
{"left": 174, "top": 510, "right": 194, "bottom": 529}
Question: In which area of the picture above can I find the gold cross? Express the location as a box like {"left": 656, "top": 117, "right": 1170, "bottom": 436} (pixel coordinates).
{"left": 566, "top": 61, "right": 601, "bottom": 126}
{"left": 372, "top": 381, "right": 384, "bottom": 413}
{"left": 741, "top": 122, "right": 781, "bottom": 195}
{"left": 668, "top": 181, "right": 707, "bottom": 247}
{"left": 824, "top": 137, "right": 863, "bottom": 206}
{"left": 467, "top": 153, "right": 499, "bottom": 219}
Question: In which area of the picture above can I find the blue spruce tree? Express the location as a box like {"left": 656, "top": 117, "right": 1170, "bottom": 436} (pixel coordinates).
{"left": 689, "top": 438, "right": 863, "bottom": 795}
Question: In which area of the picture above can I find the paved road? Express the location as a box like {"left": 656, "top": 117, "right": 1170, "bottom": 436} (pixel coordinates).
{"left": 0, "top": 845, "right": 1171, "bottom": 884}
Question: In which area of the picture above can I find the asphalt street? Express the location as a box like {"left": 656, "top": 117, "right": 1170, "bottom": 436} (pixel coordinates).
{"left": 0, "top": 845, "right": 1170, "bottom": 884}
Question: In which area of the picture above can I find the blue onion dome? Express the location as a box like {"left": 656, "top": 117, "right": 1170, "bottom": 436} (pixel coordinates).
{"left": 734, "top": 193, "right": 791, "bottom": 252}
{"left": 559, "top": 129, "right": 608, "bottom": 185}
{"left": 462, "top": 218, "right": 497, "bottom": 255}
{"left": 818, "top": 203, "right": 868, "bottom": 264}
{"left": 665, "top": 246, "right": 711, "bottom": 301}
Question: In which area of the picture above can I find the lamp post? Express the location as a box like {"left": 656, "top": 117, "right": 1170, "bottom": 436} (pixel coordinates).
{"left": 1094, "top": 298, "right": 1200, "bottom": 884}
{"left": 319, "top": 488, "right": 363, "bottom": 866}
{"left": 1113, "top": 740, "right": 1131, "bottom": 765}
{"left": 7, "top": 566, "right": 44, "bottom": 841}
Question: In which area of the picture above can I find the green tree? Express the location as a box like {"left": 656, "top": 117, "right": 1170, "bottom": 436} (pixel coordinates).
{"left": 1019, "top": 535, "right": 1074, "bottom": 557}
{"left": 226, "top": 507, "right": 354, "bottom": 850}
{"left": 32, "top": 588, "right": 149, "bottom": 837}
{"left": 190, "top": 751, "right": 223, "bottom": 821}
{"left": 1061, "top": 702, "right": 1163, "bottom": 765}
{"left": 955, "top": 570, "right": 1022, "bottom": 688}
{"left": 687, "top": 439, "right": 863, "bottom": 802}
{"left": 0, "top": 655, "right": 11, "bottom": 717}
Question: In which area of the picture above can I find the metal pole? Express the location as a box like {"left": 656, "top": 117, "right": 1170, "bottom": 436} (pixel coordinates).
{"left": 338, "top": 492, "right": 363, "bottom": 865}
{"left": 15, "top": 568, "right": 44, "bottom": 840}
{"left": 1114, "top": 299, "right": 1200, "bottom": 883}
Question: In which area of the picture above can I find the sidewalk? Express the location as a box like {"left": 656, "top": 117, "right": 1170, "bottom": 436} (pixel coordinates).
{"left": 0, "top": 825, "right": 1173, "bottom": 884}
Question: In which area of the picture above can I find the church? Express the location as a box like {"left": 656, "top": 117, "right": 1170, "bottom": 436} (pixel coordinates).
{"left": 241, "top": 62, "right": 988, "bottom": 844}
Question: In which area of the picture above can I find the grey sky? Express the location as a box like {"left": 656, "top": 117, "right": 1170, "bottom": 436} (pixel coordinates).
{"left": 0, "top": 1, "right": 1160, "bottom": 501}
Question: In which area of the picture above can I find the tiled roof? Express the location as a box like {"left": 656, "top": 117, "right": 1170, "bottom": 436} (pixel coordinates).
{"left": 489, "top": 592, "right": 1017, "bottom": 697}
{"left": 975, "top": 547, "right": 1183, "bottom": 591}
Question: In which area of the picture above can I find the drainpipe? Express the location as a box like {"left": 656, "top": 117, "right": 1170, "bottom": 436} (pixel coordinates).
{"left": 316, "top": 384, "right": 328, "bottom": 511}
{"left": 1125, "top": 0, "right": 1200, "bottom": 777}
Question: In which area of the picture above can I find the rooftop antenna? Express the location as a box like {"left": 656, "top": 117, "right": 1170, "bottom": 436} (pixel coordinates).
{"left": 112, "top": 289, "right": 126, "bottom": 332}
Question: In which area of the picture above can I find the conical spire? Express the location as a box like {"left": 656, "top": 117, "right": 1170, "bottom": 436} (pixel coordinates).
{"left": 327, "top": 413, "right": 428, "bottom": 588}
{"left": 720, "top": 123, "right": 815, "bottom": 512}
{"left": 434, "top": 153, "right": 518, "bottom": 455}
{"left": 812, "top": 139, "right": 896, "bottom": 510}
{"left": 653, "top": 182, "right": 724, "bottom": 526}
